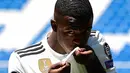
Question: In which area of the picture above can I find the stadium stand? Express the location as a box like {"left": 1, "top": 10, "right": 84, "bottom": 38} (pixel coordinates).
{"left": 93, "top": 0, "right": 130, "bottom": 73}
{"left": 0, "top": 0, "right": 27, "bottom": 72}
{"left": 0, "top": 0, "right": 27, "bottom": 10}
{"left": 93, "top": 0, "right": 130, "bottom": 34}
{"left": 113, "top": 44, "right": 130, "bottom": 61}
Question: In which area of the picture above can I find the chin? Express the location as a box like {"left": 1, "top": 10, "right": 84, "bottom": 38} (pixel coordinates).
{"left": 64, "top": 47, "right": 74, "bottom": 53}
{"left": 63, "top": 44, "right": 76, "bottom": 53}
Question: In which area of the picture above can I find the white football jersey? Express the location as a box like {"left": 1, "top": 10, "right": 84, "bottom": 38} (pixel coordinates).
{"left": 8, "top": 31, "right": 116, "bottom": 73}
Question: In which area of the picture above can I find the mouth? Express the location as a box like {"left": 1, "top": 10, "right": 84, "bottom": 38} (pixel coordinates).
{"left": 73, "top": 39, "right": 80, "bottom": 45}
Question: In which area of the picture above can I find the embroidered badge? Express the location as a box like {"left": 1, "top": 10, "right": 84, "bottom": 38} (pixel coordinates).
{"left": 38, "top": 58, "right": 52, "bottom": 73}
{"left": 104, "top": 43, "right": 112, "bottom": 59}
{"left": 105, "top": 60, "right": 113, "bottom": 69}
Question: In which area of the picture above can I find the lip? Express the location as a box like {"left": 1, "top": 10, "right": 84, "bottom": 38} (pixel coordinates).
{"left": 73, "top": 39, "right": 80, "bottom": 45}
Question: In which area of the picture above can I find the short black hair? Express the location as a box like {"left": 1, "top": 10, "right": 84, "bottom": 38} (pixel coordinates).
{"left": 54, "top": 0, "right": 93, "bottom": 22}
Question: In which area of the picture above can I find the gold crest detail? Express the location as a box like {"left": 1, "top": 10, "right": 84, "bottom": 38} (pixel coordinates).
{"left": 38, "top": 58, "right": 52, "bottom": 73}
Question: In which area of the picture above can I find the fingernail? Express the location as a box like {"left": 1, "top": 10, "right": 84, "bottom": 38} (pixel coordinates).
{"left": 62, "top": 62, "right": 66, "bottom": 65}
{"left": 78, "top": 48, "right": 83, "bottom": 52}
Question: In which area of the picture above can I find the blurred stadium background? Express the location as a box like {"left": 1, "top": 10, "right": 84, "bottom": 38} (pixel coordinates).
{"left": 0, "top": 0, "right": 130, "bottom": 73}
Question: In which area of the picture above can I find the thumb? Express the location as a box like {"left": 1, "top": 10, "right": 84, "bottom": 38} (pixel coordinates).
{"left": 51, "top": 62, "right": 66, "bottom": 69}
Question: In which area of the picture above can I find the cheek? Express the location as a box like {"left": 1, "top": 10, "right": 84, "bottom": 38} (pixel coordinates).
{"left": 57, "top": 29, "right": 65, "bottom": 44}
{"left": 57, "top": 29, "right": 74, "bottom": 47}
{"left": 58, "top": 31, "right": 73, "bottom": 44}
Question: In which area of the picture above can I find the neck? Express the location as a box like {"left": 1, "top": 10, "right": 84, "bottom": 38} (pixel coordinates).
{"left": 47, "top": 31, "right": 66, "bottom": 54}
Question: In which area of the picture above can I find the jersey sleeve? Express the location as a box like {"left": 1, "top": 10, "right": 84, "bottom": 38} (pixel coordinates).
{"left": 90, "top": 31, "right": 117, "bottom": 73}
{"left": 8, "top": 52, "right": 25, "bottom": 73}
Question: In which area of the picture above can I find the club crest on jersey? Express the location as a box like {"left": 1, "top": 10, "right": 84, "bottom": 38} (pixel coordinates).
{"left": 38, "top": 58, "right": 52, "bottom": 73}
{"left": 104, "top": 43, "right": 112, "bottom": 59}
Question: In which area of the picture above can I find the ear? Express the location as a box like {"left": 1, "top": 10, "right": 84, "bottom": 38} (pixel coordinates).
{"left": 51, "top": 19, "right": 57, "bottom": 32}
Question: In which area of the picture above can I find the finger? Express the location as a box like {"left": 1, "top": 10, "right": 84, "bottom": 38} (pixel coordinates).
{"left": 77, "top": 48, "right": 86, "bottom": 52}
{"left": 75, "top": 48, "right": 93, "bottom": 55}
{"left": 74, "top": 47, "right": 85, "bottom": 54}
{"left": 58, "top": 62, "right": 70, "bottom": 71}
{"left": 79, "top": 50, "right": 93, "bottom": 55}
{"left": 51, "top": 62, "right": 66, "bottom": 69}
{"left": 57, "top": 62, "right": 70, "bottom": 73}
{"left": 51, "top": 65, "right": 66, "bottom": 72}
{"left": 49, "top": 62, "right": 70, "bottom": 73}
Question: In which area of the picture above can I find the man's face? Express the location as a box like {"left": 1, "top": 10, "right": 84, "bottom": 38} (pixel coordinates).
{"left": 55, "top": 15, "right": 92, "bottom": 53}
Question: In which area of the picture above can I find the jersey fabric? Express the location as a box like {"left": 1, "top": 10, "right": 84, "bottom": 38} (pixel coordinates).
{"left": 8, "top": 30, "right": 116, "bottom": 73}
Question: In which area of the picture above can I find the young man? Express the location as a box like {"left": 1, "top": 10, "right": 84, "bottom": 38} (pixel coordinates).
{"left": 8, "top": 0, "right": 117, "bottom": 73}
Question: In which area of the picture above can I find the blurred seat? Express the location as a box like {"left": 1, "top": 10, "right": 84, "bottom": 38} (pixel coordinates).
{"left": 0, "top": 50, "right": 13, "bottom": 60}
{"left": 0, "top": 0, "right": 27, "bottom": 10}
{"left": 113, "top": 44, "right": 130, "bottom": 61}
{"left": 93, "top": 0, "right": 130, "bottom": 34}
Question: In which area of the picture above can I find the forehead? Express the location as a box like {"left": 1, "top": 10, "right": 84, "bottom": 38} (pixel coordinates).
{"left": 63, "top": 16, "right": 92, "bottom": 28}
{"left": 54, "top": 11, "right": 92, "bottom": 28}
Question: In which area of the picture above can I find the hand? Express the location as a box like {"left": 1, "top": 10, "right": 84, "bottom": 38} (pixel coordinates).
{"left": 74, "top": 45, "right": 94, "bottom": 65}
{"left": 48, "top": 62, "right": 71, "bottom": 73}
{"left": 74, "top": 46, "right": 106, "bottom": 73}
